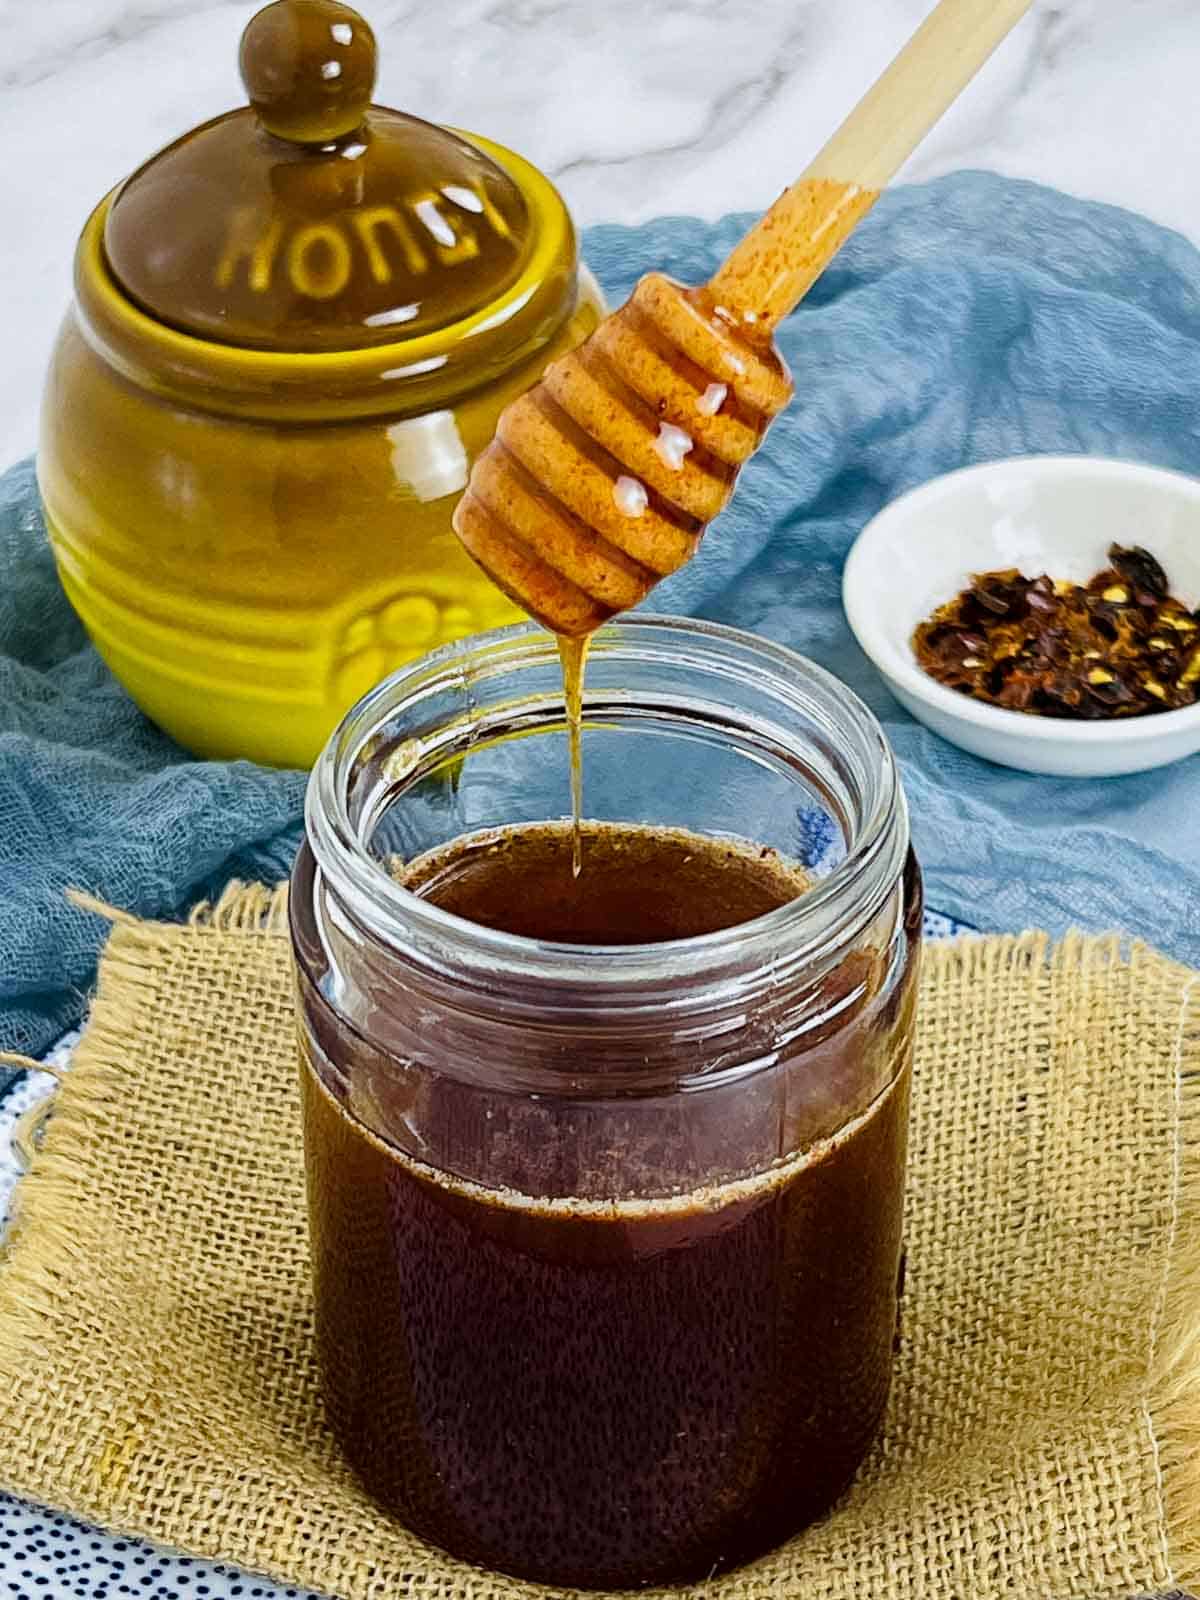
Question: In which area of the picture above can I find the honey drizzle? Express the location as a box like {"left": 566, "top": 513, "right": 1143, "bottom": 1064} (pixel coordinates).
{"left": 557, "top": 632, "right": 591, "bottom": 878}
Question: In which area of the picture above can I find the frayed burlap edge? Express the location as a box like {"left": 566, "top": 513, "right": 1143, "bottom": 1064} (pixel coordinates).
{"left": 1153, "top": 964, "right": 1200, "bottom": 1591}
{"left": 186, "top": 880, "right": 291, "bottom": 936}
{"left": 0, "top": 898, "right": 160, "bottom": 1373}
{"left": 0, "top": 890, "right": 1196, "bottom": 1593}
{"left": 0, "top": 885, "right": 289, "bottom": 1374}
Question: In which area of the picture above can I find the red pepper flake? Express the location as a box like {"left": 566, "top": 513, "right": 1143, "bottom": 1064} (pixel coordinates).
{"left": 911, "top": 545, "right": 1200, "bottom": 719}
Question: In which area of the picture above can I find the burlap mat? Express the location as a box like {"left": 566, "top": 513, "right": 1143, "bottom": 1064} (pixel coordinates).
{"left": 0, "top": 887, "right": 1196, "bottom": 1600}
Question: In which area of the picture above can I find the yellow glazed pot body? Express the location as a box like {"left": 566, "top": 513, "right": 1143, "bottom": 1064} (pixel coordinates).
{"left": 39, "top": 140, "right": 602, "bottom": 769}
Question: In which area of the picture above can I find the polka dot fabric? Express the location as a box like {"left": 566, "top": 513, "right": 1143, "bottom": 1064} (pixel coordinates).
{"left": 0, "top": 1508, "right": 323, "bottom": 1600}
{"left": 0, "top": 911, "right": 967, "bottom": 1600}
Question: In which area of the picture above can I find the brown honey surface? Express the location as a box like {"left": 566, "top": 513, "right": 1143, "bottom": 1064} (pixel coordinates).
{"left": 303, "top": 822, "right": 910, "bottom": 1587}
{"left": 399, "top": 818, "right": 808, "bottom": 942}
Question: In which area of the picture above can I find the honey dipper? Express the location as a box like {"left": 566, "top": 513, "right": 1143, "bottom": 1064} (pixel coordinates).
{"left": 454, "top": 0, "right": 1033, "bottom": 635}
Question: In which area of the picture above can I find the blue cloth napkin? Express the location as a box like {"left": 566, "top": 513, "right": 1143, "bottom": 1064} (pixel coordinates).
{"left": 4, "top": 168, "right": 1200, "bottom": 1090}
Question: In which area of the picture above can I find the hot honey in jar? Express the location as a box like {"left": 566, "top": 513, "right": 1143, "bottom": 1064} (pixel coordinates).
{"left": 291, "top": 618, "right": 921, "bottom": 1587}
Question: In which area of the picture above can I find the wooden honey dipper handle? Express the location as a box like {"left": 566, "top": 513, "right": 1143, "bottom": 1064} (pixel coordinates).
{"left": 708, "top": 0, "right": 1035, "bottom": 332}
{"left": 453, "top": 0, "right": 1037, "bottom": 638}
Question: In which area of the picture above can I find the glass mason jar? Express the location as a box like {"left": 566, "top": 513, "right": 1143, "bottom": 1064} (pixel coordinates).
{"left": 290, "top": 616, "right": 922, "bottom": 1589}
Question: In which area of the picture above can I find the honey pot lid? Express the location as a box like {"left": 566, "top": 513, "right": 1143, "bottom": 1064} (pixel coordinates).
{"left": 103, "top": 0, "right": 536, "bottom": 352}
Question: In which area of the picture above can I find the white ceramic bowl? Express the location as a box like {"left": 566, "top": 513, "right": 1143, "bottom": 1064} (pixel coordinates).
{"left": 842, "top": 456, "right": 1200, "bottom": 777}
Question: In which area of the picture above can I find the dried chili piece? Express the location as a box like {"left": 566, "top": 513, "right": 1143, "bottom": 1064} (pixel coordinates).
{"left": 911, "top": 544, "right": 1200, "bottom": 720}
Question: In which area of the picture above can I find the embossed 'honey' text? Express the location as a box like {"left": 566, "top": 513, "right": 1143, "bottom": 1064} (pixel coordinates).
{"left": 215, "top": 179, "right": 515, "bottom": 300}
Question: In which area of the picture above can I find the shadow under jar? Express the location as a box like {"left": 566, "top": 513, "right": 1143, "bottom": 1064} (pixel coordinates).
{"left": 290, "top": 616, "right": 922, "bottom": 1589}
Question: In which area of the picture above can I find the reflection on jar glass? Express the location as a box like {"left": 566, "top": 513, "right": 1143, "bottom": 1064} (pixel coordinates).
{"left": 291, "top": 617, "right": 922, "bottom": 1588}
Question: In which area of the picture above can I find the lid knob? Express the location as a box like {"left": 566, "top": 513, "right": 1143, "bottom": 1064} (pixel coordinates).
{"left": 239, "top": 0, "right": 377, "bottom": 145}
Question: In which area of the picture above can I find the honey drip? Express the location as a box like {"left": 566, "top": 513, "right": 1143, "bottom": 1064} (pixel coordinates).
{"left": 557, "top": 633, "right": 591, "bottom": 877}
{"left": 452, "top": 0, "right": 1035, "bottom": 869}
{"left": 485, "top": 181, "right": 880, "bottom": 887}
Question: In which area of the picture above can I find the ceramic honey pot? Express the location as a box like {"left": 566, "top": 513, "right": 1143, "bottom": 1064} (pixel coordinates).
{"left": 38, "top": 0, "right": 602, "bottom": 768}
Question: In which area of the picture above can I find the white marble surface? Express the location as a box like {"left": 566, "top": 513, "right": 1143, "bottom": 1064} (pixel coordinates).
{"left": 3, "top": 0, "right": 1197, "bottom": 469}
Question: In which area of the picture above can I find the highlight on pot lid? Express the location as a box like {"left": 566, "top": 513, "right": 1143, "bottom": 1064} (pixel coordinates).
{"left": 102, "top": 0, "right": 534, "bottom": 351}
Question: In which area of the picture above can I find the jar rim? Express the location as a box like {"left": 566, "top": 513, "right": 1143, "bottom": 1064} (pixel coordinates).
{"left": 305, "top": 615, "right": 909, "bottom": 1001}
